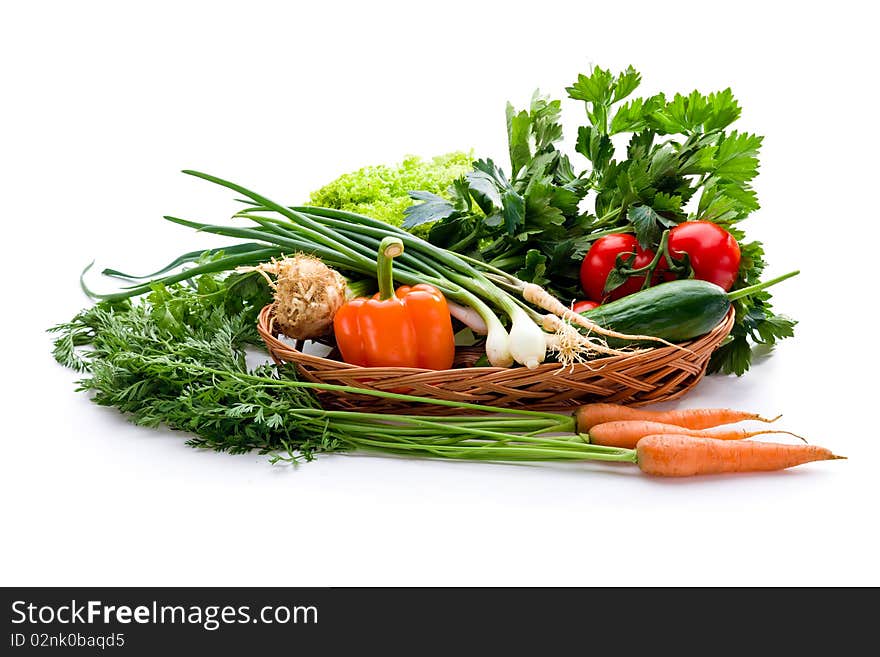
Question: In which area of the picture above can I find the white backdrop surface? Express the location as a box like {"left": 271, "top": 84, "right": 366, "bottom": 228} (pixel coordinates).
{"left": 1, "top": 0, "right": 877, "bottom": 586}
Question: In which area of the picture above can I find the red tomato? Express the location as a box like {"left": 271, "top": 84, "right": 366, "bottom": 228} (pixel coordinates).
{"left": 572, "top": 300, "right": 600, "bottom": 313}
{"left": 667, "top": 221, "right": 741, "bottom": 291}
{"left": 580, "top": 234, "right": 655, "bottom": 301}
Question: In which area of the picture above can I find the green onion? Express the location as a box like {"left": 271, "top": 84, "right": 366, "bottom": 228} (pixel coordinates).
{"left": 85, "top": 170, "right": 639, "bottom": 368}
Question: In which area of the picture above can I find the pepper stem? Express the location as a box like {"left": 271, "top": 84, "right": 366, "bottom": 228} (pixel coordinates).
{"left": 377, "top": 236, "right": 404, "bottom": 300}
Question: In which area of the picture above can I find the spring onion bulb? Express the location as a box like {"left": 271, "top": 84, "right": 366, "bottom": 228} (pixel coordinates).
{"left": 483, "top": 316, "right": 514, "bottom": 368}
{"left": 507, "top": 306, "right": 547, "bottom": 369}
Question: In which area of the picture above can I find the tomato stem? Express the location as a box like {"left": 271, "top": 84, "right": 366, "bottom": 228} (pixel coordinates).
{"left": 626, "top": 230, "right": 671, "bottom": 289}
{"left": 618, "top": 229, "right": 689, "bottom": 289}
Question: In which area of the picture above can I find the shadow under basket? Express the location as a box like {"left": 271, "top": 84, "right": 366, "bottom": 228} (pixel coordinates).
{"left": 257, "top": 304, "right": 735, "bottom": 414}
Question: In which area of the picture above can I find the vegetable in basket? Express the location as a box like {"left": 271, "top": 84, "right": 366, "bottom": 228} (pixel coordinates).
{"left": 333, "top": 237, "right": 456, "bottom": 369}
{"left": 580, "top": 233, "right": 662, "bottom": 302}
{"left": 571, "top": 300, "right": 599, "bottom": 312}
{"left": 667, "top": 221, "right": 741, "bottom": 291}
{"left": 239, "top": 254, "right": 347, "bottom": 340}
{"left": 579, "top": 221, "right": 742, "bottom": 301}
{"left": 579, "top": 271, "right": 798, "bottom": 344}
{"left": 308, "top": 152, "right": 473, "bottom": 232}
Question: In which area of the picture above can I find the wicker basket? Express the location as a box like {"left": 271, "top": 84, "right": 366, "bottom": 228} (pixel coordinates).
{"left": 257, "top": 304, "right": 735, "bottom": 413}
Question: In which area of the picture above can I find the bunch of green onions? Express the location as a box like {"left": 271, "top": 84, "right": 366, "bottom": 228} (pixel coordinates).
{"left": 89, "top": 171, "right": 626, "bottom": 369}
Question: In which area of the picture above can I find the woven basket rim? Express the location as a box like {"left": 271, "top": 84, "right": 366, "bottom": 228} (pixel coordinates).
{"left": 256, "top": 302, "right": 735, "bottom": 376}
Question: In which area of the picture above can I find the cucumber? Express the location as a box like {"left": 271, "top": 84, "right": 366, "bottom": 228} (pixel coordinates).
{"left": 581, "top": 271, "right": 799, "bottom": 343}
{"left": 583, "top": 280, "right": 730, "bottom": 343}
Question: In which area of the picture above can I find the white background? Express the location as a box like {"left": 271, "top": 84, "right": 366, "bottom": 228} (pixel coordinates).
{"left": 2, "top": 1, "right": 877, "bottom": 586}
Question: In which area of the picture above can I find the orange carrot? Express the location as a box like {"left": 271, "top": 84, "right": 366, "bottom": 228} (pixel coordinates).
{"left": 636, "top": 434, "right": 844, "bottom": 477}
{"left": 588, "top": 420, "right": 805, "bottom": 449}
{"left": 575, "top": 403, "right": 780, "bottom": 432}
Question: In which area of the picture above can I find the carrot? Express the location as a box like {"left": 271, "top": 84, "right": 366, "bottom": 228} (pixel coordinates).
{"left": 636, "top": 434, "right": 844, "bottom": 477}
{"left": 587, "top": 420, "right": 805, "bottom": 449}
{"left": 575, "top": 403, "right": 780, "bottom": 432}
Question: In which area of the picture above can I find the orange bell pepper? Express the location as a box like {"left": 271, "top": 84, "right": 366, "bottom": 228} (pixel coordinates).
{"left": 333, "top": 237, "right": 456, "bottom": 370}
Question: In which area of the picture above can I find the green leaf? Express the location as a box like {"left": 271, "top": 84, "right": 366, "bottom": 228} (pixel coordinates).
{"left": 684, "top": 90, "right": 712, "bottom": 129}
{"left": 529, "top": 93, "right": 563, "bottom": 152}
{"left": 628, "top": 205, "right": 676, "bottom": 249}
{"left": 649, "top": 93, "right": 688, "bottom": 134}
{"left": 506, "top": 103, "right": 532, "bottom": 176}
{"left": 620, "top": 159, "right": 653, "bottom": 201}
{"left": 522, "top": 151, "right": 557, "bottom": 184}
{"left": 647, "top": 143, "right": 681, "bottom": 182}
{"left": 603, "top": 267, "right": 630, "bottom": 294}
{"left": 566, "top": 66, "right": 614, "bottom": 105}
{"left": 755, "top": 314, "right": 797, "bottom": 344}
{"left": 402, "top": 191, "right": 456, "bottom": 228}
{"left": 514, "top": 227, "right": 547, "bottom": 242}
{"left": 677, "top": 131, "right": 720, "bottom": 174}
{"left": 652, "top": 191, "right": 682, "bottom": 212}
{"left": 525, "top": 182, "right": 566, "bottom": 227}
{"left": 466, "top": 170, "right": 503, "bottom": 214}
{"left": 568, "top": 236, "right": 597, "bottom": 261}
{"left": 550, "top": 185, "right": 582, "bottom": 216}
{"left": 450, "top": 176, "right": 473, "bottom": 212}
{"left": 650, "top": 91, "right": 713, "bottom": 135}
{"left": 308, "top": 150, "right": 473, "bottom": 228}
{"left": 516, "top": 249, "right": 550, "bottom": 287}
{"left": 427, "top": 215, "right": 474, "bottom": 248}
{"left": 713, "top": 131, "right": 763, "bottom": 182}
{"left": 708, "top": 336, "right": 753, "bottom": 375}
{"left": 610, "top": 95, "right": 663, "bottom": 134}
{"left": 554, "top": 153, "right": 578, "bottom": 185}
{"left": 473, "top": 158, "right": 513, "bottom": 188}
{"left": 697, "top": 181, "right": 760, "bottom": 223}
{"left": 703, "top": 88, "right": 741, "bottom": 132}
{"left": 612, "top": 65, "right": 642, "bottom": 103}
{"left": 223, "top": 271, "right": 272, "bottom": 313}
{"left": 502, "top": 188, "right": 526, "bottom": 235}
{"left": 737, "top": 240, "right": 767, "bottom": 284}
{"left": 576, "top": 126, "right": 614, "bottom": 172}
{"left": 610, "top": 99, "right": 645, "bottom": 134}
{"left": 718, "top": 183, "right": 759, "bottom": 213}
{"left": 626, "top": 131, "right": 655, "bottom": 160}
